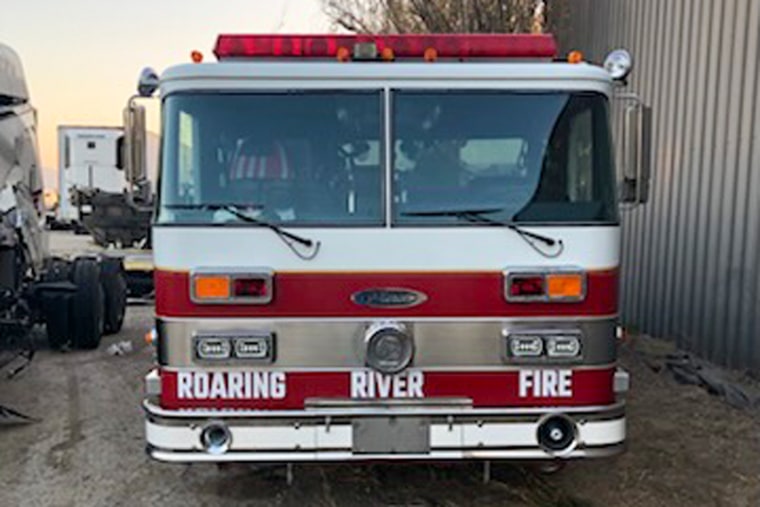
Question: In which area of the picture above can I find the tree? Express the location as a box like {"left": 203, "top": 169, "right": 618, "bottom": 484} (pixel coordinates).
{"left": 322, "top": 0, "right": 566, "bottom": 35}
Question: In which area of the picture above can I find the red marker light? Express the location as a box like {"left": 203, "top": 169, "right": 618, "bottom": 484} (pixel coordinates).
{"left": 214, "top": 34, "right": 557, "bottom": 60}
{"left": 233, "top": 277, "right": 269, "bottom": 298}
{"left": 508, "top": 275, "right": 545, "bottom": 299}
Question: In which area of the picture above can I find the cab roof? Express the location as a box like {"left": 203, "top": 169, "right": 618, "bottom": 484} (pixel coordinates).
{"left": 160, "top": 61, "right": 613, "bottom": 97}
{"left": 0, "top": 43, "right": 29, "bottom": 101}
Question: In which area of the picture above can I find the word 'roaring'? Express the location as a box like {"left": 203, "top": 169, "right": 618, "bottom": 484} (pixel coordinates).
{"left": 177, "top": 371, "right": 286, "bottom": 400}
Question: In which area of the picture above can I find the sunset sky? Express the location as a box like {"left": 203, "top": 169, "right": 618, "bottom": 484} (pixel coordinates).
{"left": 1, "top": 0, "right": 330, "bottom": 190}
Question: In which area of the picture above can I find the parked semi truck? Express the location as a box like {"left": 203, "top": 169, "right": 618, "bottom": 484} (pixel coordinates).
{"left": 54, "top": 125, "right": 157, "bottom": 248}
{"left": 0, "top": 43, "right": 127, "bottom": 352}
{"left": 132, "top": 34, "right": 651, "bottom": 469}
{"left": 55, "top": 126, "right": 125, "bottom": 231}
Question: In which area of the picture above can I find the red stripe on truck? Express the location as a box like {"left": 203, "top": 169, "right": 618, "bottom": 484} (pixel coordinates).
{"left": 159, "top": 367, "right": 616, "bottom": 410}
{"left": 155, "top": 270, "right": 618, "bottom": 318}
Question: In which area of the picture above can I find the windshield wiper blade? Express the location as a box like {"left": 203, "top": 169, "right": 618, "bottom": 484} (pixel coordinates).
{"left": 165, "top": 203, "right": 265, "bottom": 211}
{"left": 164, "top": 203, "right": 320, "bottom": 258}
{"left": 403, "top": 207, "right": 504, "bottom": 218}
{"left": 402, "top": 208, "right": 560, "bottom": 248}
{"left": 220, "top": 205, "right": 315, "bottom": 248}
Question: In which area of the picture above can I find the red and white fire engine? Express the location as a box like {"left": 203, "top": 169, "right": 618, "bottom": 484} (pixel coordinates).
{"left": 133, "top": 33, "right": 651, "bottom": 466}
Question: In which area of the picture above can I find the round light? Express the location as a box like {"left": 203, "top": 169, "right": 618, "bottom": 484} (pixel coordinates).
{"left": 604, "top": 49, "right": 634, "bottom": 81}
{"left": 380, "top": 47, "right": 395, "bottom": 62}
{"left": 567, "top": 50, "right": 584, "bottom": 64}
{"left": 336, "top": 46, "right": 350, "bottom": 62}
{"left": 365, "top": 322, "right": 414, "bottom": 374}
{"left": 200, "top": 421, "right": 232, "bottom": 455}
{"left": 423, "top": 47, "right": 438, "bottom": 62}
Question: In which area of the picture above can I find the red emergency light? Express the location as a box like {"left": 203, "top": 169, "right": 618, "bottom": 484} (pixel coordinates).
{"left": 214, "top": 34, "right": 557, "bottom": 60}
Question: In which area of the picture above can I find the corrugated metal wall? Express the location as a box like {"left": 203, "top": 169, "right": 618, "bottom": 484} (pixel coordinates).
{"left": 556, "top": 0, "right": 760, "bottom": 373}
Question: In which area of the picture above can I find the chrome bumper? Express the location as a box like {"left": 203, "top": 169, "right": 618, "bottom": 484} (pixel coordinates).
{"left": 144, "top": 398, "right": 626, "bottom": 463}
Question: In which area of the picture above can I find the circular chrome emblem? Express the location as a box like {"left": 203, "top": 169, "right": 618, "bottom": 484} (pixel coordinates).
{"left": 364, "top": 321, "right": 414, "bottom": 374}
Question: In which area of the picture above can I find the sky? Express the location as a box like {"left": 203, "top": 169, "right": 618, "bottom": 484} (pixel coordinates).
{"left": 1, "top": 0, "right": 331, "bottom": 190}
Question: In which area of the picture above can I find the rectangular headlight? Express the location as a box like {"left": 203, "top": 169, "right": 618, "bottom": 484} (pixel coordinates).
{"left": 195, "top": 337, "right": 232, "bottom": 360}
{"left": 545, "top": 335, "right": 581, "bottom": 358}
{"left": 233, "top": 335, "right": 273, "bottom": 360}
{"left": 508, "top": 335, "right": 544, "bottom": 357}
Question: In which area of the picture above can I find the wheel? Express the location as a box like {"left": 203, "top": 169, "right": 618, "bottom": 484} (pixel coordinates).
{"left": 100, "top": 259, "right": 127, "bottom": 335}
{"left": 44, "top": 293, "right": 71, "bottom": 349}
{"left": 70, "top": 258, "right": 105, "bottom": 349}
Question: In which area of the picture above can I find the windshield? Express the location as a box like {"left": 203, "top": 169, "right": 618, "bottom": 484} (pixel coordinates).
{"left": 394, "top": 91, "right": 617, "bottom": 225}
{"left": 159, "top": 91, "right": 384, "bottom": 226}
{"left": 158, "top": 91, "right": 617, "bottom": 226}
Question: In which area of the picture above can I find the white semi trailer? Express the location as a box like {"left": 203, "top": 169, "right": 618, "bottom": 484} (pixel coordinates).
{"left": 55, "top": 126, "right": 125, "bottom": 229}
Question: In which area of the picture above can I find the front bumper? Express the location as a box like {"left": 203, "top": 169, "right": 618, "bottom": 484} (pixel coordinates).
{"left": 144, "top": 398, "right": 626, "bottom": 462}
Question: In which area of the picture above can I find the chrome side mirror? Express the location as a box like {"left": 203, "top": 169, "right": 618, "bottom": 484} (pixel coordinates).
{"left": 123, "top": 103, "right": 148, "bottom": 188}
{"left": 617, "top": 93, "right": 652, "bottom": 204}
{"left": 137, "top": 67, "right": 159, "bottom": 98}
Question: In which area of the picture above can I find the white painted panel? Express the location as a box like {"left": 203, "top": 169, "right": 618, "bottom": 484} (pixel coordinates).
{"left": 430, "top": 424, "right": 462, "bottom": 448}
{"left": 234, "top": 426, "right": 314, "bottom": 450}
{"left": 462, "top": 422, "right": 536, "bottom": 447}
{"left": 160, "top": 62, "right": 613, "bottom": 98}
{"left": 146, "top": 420, "right": 198, "bottom": 451}
{"left": 315, "top": 424, "right": 352, "bottom": 449}
{"left": 154, "top": 226, "right": 620, "bottom": 272}
{"left": 578, "top": 419, "right": 625, "bottom": 446}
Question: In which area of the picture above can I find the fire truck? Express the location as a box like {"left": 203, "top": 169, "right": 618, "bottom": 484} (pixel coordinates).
{"left": 135, "top": 34, "right": 651, "bottom": 467}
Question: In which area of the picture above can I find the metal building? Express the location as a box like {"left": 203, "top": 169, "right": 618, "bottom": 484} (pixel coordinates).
{"left": 557, "top": 0, "right": 760, "bottom": 373}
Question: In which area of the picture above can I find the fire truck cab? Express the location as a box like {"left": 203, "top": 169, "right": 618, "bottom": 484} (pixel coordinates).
{"left": 139, "top": 34, "right": 649, "bottom": 464}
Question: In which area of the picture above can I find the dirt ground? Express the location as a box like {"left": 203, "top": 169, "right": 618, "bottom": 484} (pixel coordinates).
{"left": 0, "top": 232, "right": 758, "bottom": 507}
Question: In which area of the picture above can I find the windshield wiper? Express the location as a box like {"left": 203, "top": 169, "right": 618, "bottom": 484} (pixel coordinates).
{"left": 402, "top": 208, "right": 563, "bottom": 257}
{"left": 165, "top": 203, "right": 320, "bottom": 260}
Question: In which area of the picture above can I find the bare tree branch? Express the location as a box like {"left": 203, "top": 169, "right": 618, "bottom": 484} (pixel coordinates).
{"left": 321, "top": 0, "right": 568, "bottom": 35}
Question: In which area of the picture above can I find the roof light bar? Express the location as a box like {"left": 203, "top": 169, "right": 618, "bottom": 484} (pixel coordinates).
{"left": 214, "top": 34, "right": 558, "bottom": 60}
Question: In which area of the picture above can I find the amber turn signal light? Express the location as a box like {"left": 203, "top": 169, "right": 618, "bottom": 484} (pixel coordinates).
{"left": 193, "top": 275, "right": 231, "bottom": 300}
{"left": 546, "top": 273, "right": 584, "bottom": 300}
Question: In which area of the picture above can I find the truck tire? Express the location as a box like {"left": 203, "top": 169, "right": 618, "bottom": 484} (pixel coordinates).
{"left": 44, "top": 294, "right": 71, "bottom": 349}
{"left": 70, "top": 258, "right": 105, "bottom": 349}
{"left": 101, "top": 259, "right": 127, "bottom": 335}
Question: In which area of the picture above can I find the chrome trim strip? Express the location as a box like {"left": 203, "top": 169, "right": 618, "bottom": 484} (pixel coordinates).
{"left": 143, "top": 398, "right": 625, "bottom": 420}
{"left": 155, "top": 363, "right": 617, "bottom": 373}
{"left": 156, "top": 314, "right": 620, "bottom": 323}
{"left": 383, "top": 86, "right": 392, "bottom": 227}
{"left": 157, "top": 318, "right": 618, "bottom": 368}
{"left": 305, "top": 397, "right": 473, "bottom": 409}
{"left": 147, "top": 444, "right": 625, "bottom": 462}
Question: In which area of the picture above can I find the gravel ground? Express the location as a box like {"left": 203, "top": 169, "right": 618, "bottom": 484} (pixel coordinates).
{"left": 0, "top": 232, "right": 758, "bottom": 506}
